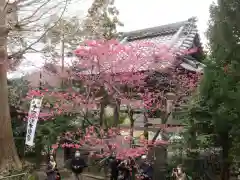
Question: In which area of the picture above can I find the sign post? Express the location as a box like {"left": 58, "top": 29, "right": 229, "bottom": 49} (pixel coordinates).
{"left": 25, "top": 98, "right": 43, "bottom": 146}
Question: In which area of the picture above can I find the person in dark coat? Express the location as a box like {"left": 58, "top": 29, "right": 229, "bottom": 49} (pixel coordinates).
{"left": 118, "top": 159, "right": 131, "bottom": 180}
{"left": 71, "top": 150, "right": 87, "bottom": 180}
{"left": 46, "top": 155, "right": 57, "bottom": 180}
{"left": 109, "top": 153, "right": 120, "bottom": 180}
{"left": 139, "top": 155, "right": 153, "bottom": 180}
{"left": 128, "top": 157, "right": 136, "bottom": 180}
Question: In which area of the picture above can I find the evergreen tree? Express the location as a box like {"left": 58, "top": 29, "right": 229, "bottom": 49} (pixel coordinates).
{"left": 42, "top": 16, "right": 85, "bottom": 56}
{"left": 82, "top": 0, "right": 123, "bottom": 40}
{"left": 182, "top": 1, "right": 240, "bottom": 180}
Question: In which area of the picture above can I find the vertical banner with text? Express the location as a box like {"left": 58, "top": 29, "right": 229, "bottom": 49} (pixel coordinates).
{"left": 25, "top": 98, "right": 43, "bottom": 146}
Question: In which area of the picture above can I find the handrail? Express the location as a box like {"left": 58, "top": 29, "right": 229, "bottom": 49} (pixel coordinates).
{"left": 0, "top": 173, "right": 27, "bottom": 180}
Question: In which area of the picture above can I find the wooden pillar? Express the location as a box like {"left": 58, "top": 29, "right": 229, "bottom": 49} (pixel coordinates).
{"left": 150, "top": 145, "right": 168, "bottom": 180}
{"left": 153, "top": 92, "right": 175, "bottom": 180}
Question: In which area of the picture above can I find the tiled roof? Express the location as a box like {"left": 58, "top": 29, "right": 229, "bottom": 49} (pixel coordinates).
{"left": 74, "top": 17, "right": 205, "bottom": 75}
{"left": 23, "top": 64, "right": 70, "bottom": 88}
{"left": 122, "top": 17, "right": 199, "bottom": 52}
{"left": 121, "top": 17, "right": 205, "bottom": 72}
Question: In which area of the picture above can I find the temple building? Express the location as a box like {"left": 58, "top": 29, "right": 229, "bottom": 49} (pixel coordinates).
{"left": 118, "top": 17, "right": 205, "bottom": 131}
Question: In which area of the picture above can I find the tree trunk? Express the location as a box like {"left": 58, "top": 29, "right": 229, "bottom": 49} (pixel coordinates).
{"left": 220, "top": 132, "right": 231, "bottom": 180}
{"left": 128, "top": 108, "right": 134, "bottom": 147}
{"left": 143, "top": 111, "right": 148, "bottom": 142}
{"left": 99, "top": 102, "right": 104, "bottom": 128}
{"left": 186, "top": 118, "right": 199, "bottom": 179}
{"left": 113, "top": 99, "right": 120, "bottom": 127}
{"left": 61, "top": 33, "right": 65, "bottom": 88}
{"left": 0, "top": 0, "right": 22, "bottom": 171}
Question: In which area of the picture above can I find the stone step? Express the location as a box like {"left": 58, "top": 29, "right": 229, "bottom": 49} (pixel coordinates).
{"left": 82, "top": 173, "right": 105, "bottom": 180}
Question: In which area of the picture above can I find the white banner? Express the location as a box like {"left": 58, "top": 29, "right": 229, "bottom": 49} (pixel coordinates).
{"left": 25, "top": 98, "right": 43, "bottom": 146}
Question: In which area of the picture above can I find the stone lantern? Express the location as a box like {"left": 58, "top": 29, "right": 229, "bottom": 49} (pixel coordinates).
{"left": 165, "top": 92, "right": 176, "bottom": 101}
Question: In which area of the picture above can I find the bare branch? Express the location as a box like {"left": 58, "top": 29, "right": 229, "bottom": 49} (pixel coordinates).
{"left": 18, "top": 0, "right": 48, "bottom": 8}
{"left": 8, "top": 0, "right": 68, "bottom": 60}
{"left": 19, "top": 0, "right": 52, "bottom": 24}
{"left": 3, "top": 0, "right": 10, "bottom": 11}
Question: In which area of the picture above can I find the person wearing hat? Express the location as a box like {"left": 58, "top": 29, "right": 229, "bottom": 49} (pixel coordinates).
{"left": 70, "top": 150, "right": 87, "bottom": 180}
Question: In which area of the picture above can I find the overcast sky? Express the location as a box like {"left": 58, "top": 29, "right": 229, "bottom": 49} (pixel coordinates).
{"left": 117, "top": 0, "right": 216, "bottom": 43}
{"left": 68, "top": 0, "right": 216, "bottom": 44}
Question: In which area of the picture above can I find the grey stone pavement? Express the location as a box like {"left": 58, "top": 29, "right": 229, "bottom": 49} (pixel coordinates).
{"left": 36, "top": 171, "right": 105, "bottom": 180}
{"left": 65, "top": 174, "right": 105, "bottom": 180}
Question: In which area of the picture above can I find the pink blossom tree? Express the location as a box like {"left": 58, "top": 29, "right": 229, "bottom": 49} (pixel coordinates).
{"left": 24, "top": 38, "right": 200, "bottom": 167}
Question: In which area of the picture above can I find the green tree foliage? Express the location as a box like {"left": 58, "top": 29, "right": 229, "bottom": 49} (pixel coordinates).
{"left": 8, "top": 78, "right": 77, "bottom": 163}
{"left": 42, "top": 0, "right": 123, "bottom": 57}
{"left": 83, "top": 0, "right": 123, "bottom": 40}
{"left": 8, "top": 78, "right": 30, "bottom": 158}
{"left": 8, "top": 78, "right": 29, "bottom": 108}
{"left": 33, "top": 115, "right": 76, "bottom": 161}
{"left": 205, "top": 0, "right": 240, "bottom": 169}
{"left": 42, "top": 16, "right": 84, "bottom": 55}
{"left": 179, "top": 1, "right": 240, "bottom": 179}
